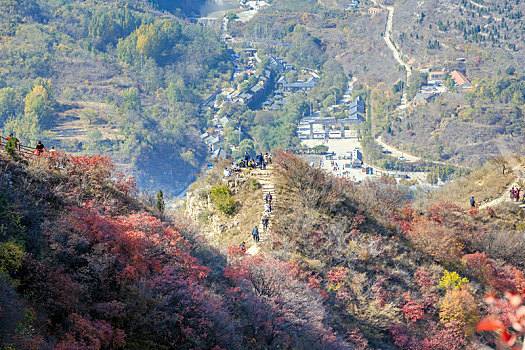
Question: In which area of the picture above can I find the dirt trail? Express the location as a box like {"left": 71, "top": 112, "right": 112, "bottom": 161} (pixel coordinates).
{"left": 383, "top": 6, "right": 411, "bottom": 109}
{"left": 480, "top": 165, "right": 525, "bottom": 209}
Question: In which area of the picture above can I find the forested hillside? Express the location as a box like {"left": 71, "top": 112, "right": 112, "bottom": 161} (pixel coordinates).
{"left": 0, "top": 0, "right": 231, "bottom": 193}
{"left": 373, "top": 0, "right": 525, "bottom": 167}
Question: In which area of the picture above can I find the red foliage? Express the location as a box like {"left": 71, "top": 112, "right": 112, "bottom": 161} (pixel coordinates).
{"left": 478, "top": 291, "right": 525, "bottom": 348}
{"left": 56, "top": 313, "right": 126, "bottom": 349}
{"left": 346, "top": 327, "right": 368, "bottom": 350}
{"left": 401, "top": 293, "right": 425, "bottom": 323}
{"left": 463, "top": 252, "right": 525, "bottom": 293}
{"left": 422, "top": 321, "right": 467, "bottom": 350}
{"left": 414, "top": 268, "right": 435, "bottom": 291}
{"left": 327, "top": 266, "right": 350, "bottom": 285}
{"left": 224, "top": 253, "right": 348, "bottom": 348}
{"left": 152, "top": 267, "right": 238, "bottom": 348}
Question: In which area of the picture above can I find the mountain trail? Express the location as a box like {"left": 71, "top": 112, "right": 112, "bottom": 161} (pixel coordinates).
{"left": 479, "top": 166, "right": 525, "bottom": 209}
{"left": 246, "top": 164, "right": 276, "bottom": 255}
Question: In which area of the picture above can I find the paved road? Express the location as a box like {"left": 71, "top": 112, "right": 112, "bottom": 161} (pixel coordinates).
{"left": 375, "top": 135, "right": 420, "bottom": 162}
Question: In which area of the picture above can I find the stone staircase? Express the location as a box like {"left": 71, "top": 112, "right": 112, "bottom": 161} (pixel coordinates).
{"left": 246, "top": 165, "right": 276, "bottom": 254}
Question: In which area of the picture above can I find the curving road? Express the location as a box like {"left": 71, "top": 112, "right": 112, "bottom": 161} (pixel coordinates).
{"left": 375, "top": 135, "right": 420, "bottom": 162}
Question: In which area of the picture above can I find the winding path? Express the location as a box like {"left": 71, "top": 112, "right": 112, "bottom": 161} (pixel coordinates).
{"left": 480, "top": 165, "right": 525, "bottom": 209}
{"left": 383, "top": 6, "right": 411, "bottom": 109}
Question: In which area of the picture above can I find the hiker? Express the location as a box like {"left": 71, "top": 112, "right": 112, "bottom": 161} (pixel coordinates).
{"left": 223, "top": 168, "right": 231, "bottom": 178}
{"left": 6, "top": 134, "right": 20, "bottom": 150}
{"left": 511, "top": 187, "right": 516, "bottom": 200}
{"left": 239, "top": 241, "right": 246, "bottom": 253}
{"left": 470, "top": 196, "right": 475, "bottom": 208}
{"left": 252, "top": 226, "right": 259, "bottom": 243}
{"left": 261, "top": 216, "right": 269, "bottom": 232}
{"left": 265, "top": 192, "right": 272, "bottom": 204}
{"left": 244, "top": 151, "right": 251, "bottom": 164}
{"left": 257, "top": 153, "right": 264, "bottom": 169}
{"left": 264, "top": 202, "right": 271, "bottom": 213}
{"left": 34, "top": 140, "right": 46, "bottom": 155}
{"left": 264, "top": 153, "right": 269, "bottom": 164}
{"left": 516, "top": 188, "right": 521, "bottom": 202}
{"left": 48, "top": 146, "right": 56, "bottom": 153}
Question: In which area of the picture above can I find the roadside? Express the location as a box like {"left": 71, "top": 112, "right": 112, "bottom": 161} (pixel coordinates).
{"left": 375, "top": 135, "right": 420, "bottom": 163}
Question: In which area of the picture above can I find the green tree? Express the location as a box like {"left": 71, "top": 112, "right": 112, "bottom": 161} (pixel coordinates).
{"left": 4, "top": 137, "right": 18, "bottom": 158}
{"left": 156, "top": 190, "right": 165, "bottom": 215}
{"left": 0, "top": 88, "right": 17, "bottom": 126}
{"left": 210, "top": 185, "right": 235, "bottom": 215}
{"left": 24, "top": 78, "right": 56, "bottom": 126}
{"left": 286, "top": 70, "right": 298, "bottom": 83}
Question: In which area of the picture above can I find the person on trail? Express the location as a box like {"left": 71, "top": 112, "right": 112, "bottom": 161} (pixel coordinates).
{"left": 244, "top": 151, "right": 251, "bottom": 164}
{"left": 265, "top": 192, "right": 272, "bottom": 204}
{"left": 470, "top": 196, "right": 476, "bottom": 208}
{"left": 264, "top": 202, "right": 271, "bottom": 213}
{"left": 264, "top": 153, "right": 269, "bottom": 164}
{"left": 239, "top": 241, "right": 246, "bottom": 253}
{"left": 34, "top": 141, "right": 45, "bottom": 155}
{"left": 517, "top": 188, "right": 521, "bottom": 202}
{"left": 6, "top": 134, "right": 20, "bottom": 151}
{"left": 511, "top": 187, "right": 516, "bottom": 200}
{"left": 252, "top": 226, "right": 259, "bottom": 243}
{"left": 48, "top": 146, "right": 56, "bottom": 153}
{"left": 261, "top": 216, "right": 269, "bottom": 232}
{"left": 223, "top": 168, "right": 231, "bottom": 178}
{"left": 256, "top": 153, "right": 264, "bottom": 168}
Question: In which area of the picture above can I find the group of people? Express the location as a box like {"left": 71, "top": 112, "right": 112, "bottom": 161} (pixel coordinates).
{"left": 223, "top": 152, "right": 273, "bottom": 178}
{"left": 239, "top": 151, "right": 272, "bottom": 170}
{"left": 470, "top": 185, "right": 525, "bottom": 208}
{"left": 510, "top": 187, "right": 522, "bottom": 202}
{"left": 1, "top": 134, "right": 55, "bottom": 156}
{"left": 244, "top": 192, "right": 274, "bottom": 248}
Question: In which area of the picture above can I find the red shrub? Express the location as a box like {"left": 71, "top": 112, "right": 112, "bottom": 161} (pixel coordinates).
{"left": 463, "top": 252, "right": 525, "bottom": 293}
{"left": 414, "top": 268, "right": 436, "bottom": 291}
{"left": 401, "top": 293, "right": 425, "bottom": 323}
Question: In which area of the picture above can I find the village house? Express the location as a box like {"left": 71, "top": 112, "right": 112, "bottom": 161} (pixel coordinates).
{"left": 348, "top": 96, "right": 366, "bottom": 121}
{"left": 277, "top": 76, "right": 319, "bottom": 91}
{"left": 368, "top": 7, "right": 383, "bottom": 15}
{"left": 429, "top": 71, "right": 446, "bottom": 81}
{"left": 450, "top": 70, "right": 472, "bottom": 89}
{"left": 413, "top": 92, "right": 436, "bottom": 105}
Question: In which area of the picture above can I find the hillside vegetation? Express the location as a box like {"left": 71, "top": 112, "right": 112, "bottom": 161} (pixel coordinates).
{"left": 0, "top": 0, "right": 231, "bottom": 193}
{"left": 186, "top": 152, "right": 525, "bottom": 349}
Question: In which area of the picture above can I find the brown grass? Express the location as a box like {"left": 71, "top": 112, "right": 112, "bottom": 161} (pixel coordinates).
{"left": 428, "top": 162, "right": 515, "bottom": 209}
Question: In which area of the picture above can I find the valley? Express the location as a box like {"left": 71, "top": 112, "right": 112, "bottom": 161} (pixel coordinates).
{"left": 0, "top": 0, "right": 525, "bottom": 349}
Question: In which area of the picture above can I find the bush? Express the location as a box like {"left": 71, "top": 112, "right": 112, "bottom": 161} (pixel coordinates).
{"left": 4, "top": 138, "right": 17, "bottom": 158}
{"left": 438, "top": 270, "right": 469, "bottom": 290}
{"left": 439, "top": 288, "right": 479, "bottom": 335}
{"left": 250, "top": 179, "right": 260, "bottom": 190}
{"left": 210, "top": 185, "right": 235, "bottom": 215}
{"left": 0, "top": 239, "right": 25, "bottom": 276}
{"left": 404, "top": 220, "right": 463, "bottom": 265}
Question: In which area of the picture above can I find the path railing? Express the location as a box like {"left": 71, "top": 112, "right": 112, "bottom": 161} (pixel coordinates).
{"left": 0, "top": 136, "right": 39, "bottom": 157}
